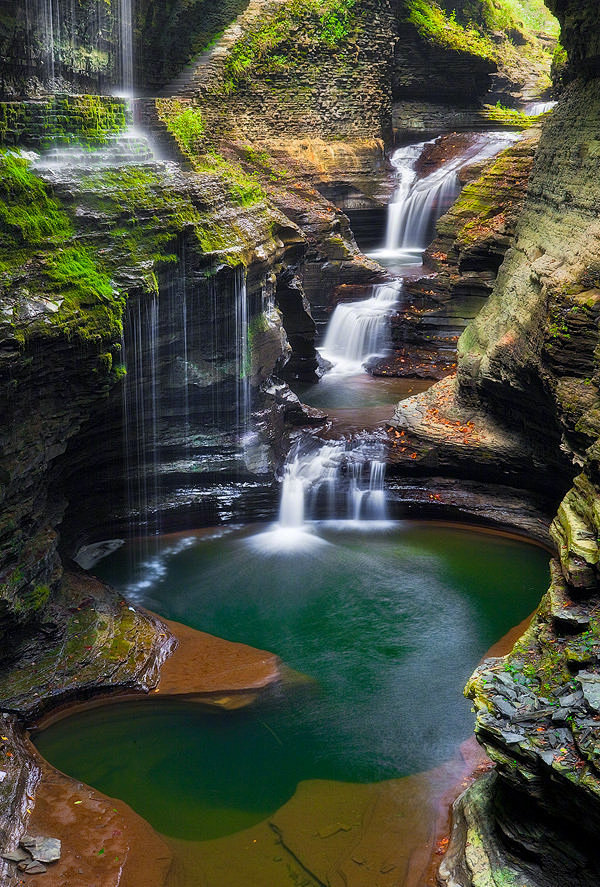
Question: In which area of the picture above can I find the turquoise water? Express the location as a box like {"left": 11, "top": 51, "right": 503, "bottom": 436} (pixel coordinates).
{"left": 35, "top": 523, "right": 549, "bottom": 841}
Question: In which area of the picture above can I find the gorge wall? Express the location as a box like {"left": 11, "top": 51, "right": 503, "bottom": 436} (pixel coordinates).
{"left": 385, "top": 0, "right": 600, "bottom": 884}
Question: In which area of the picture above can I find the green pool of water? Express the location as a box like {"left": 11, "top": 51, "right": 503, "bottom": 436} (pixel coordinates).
{"left": 291, "top": 373, "right": 431, "bottom": 411}
{"left": 35, "top": 523, "right": 549, "bottom": 842}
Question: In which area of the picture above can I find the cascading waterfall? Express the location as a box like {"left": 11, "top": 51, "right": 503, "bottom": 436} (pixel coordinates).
{"left": 384, "top": 140, "right": 439, "bottom": 255}
{"left": 378, "top": 131, "right": 520, "bottom": 258}
{"left": 267, "top": 438, "right": 388, "bottom": 544}
{"left": 526, "top": 100, "right": 557, "bottom": 116}
{"left": 320, "top": 281, "right": 402, "bottom": 374}
{"left": 320, "top": 132, "right": 522, "bottom": 376}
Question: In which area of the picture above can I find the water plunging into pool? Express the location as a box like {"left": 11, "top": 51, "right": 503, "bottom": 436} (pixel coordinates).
{"left": 320, "top": 281, "right": 402, "bottom": 375}
{"left": 380, "top": 131, "right": 520, "bottom": 260}
{"left": 279, "top": 439, "right": 387, "bottom": 526}
{"left": 31, "top": 110, "right": 553, "bottom": 885}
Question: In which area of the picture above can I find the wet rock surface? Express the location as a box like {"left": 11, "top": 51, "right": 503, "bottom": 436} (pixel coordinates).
{"left": 0, "top": 570, "right": 175, "bottom": 719}
{"left": 378, "top": 132, "right": 539, "bottom": 382}
{"left": 389, "top": 7, "right": 600, "bottom": 881}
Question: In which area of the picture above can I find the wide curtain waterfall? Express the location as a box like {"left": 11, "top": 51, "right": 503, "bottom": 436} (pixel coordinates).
{"left": 121, "top": 264, "right": 251, "bottom": 535}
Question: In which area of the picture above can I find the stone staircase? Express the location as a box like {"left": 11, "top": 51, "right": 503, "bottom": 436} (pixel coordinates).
{"left": 134, "top": 99, "right": 193, "bottom": 167}
{"left": 158, "top": 0, "right": 288, "bottom": 99}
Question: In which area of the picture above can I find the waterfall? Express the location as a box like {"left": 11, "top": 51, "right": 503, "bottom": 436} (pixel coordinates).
{"left": 119, "top": 0, "right": 134, "bottom": 99}
{"left": 22, "top": 0, "right": 129, "bottom": 95}
{"left": 278, "top": 439, "right": 388, "bottom": 525}
{"left": 44, "top": 0, "right": 56, "bottom": 84}
{"left": 122, "top": 290, "right": 161, "bottom": 539}
{"left": 235, "top": 270, "right": 250, "bottom": 436}
{"left": 385, "top": 159, "right": 460, "bottom": 253}
{"left": 120, "top": 259, "right": 254, "bottom": 535}
{"left": 252, "top": 438, "right": 389, "bottom": 551}
{"left": 384, "top": 140, "right": 434, "bottom": 253}
{"left": 378, "top": 132, "right": 520, "bottom": 258}
{"left": 320, "top": 281, "right": 402, "bottom": 374}
{"left": 526, "top": 101, "right": 556, "bottom": 116}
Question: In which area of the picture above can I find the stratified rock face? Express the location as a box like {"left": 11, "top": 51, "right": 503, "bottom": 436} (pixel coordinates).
{"left": 377, "top": 132, "right": 539, "bottom": 381}
{"left": 456, "top": 78, "right": 600, "bottom": 487}
{"left": 180, "top": 0, "right": 398, "bottom": 142}
{"left": 392, "top": 26, "right": 495, "bottom": 107}
{"left": 432, "top": 5, "right": 600, "bottom": 885}
{"left": 135, "top": 0, "right": 251, "bottom": 91}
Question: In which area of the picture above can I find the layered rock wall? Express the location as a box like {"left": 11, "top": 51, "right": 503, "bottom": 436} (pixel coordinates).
{"left": 397, "top": 3, "right": 600, "bottom": 883}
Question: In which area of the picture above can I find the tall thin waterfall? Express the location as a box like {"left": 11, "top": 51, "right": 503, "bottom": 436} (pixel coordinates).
{"left": 22, "top": 0, "right": 127, "bottom": 95}
{"left": 121, "top": 261, "right": 253, "bottom": 535}
{"left": 44, "top": 0, "right": 56, "bottom": 84}
{"left": 119, "top": 0, "right": 134, "bottom": 98}
{"left": 122, "top": 290, "right": 161, "bottom": 539}
{"left": 235, "top": 271, "right": 250, "bottom": 436}
{"left": 320, "top": 281, "right": 402, "bottom": 374}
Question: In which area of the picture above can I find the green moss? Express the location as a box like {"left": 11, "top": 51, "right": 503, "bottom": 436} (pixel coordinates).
{"left": 440, "top": 0, "right": 559, "bottom": 38}
{"left": 47, "top": 246, "right": 114, "bottom": 305}
{"left": 240, "top": 145, "right": 288, "bottom": 181}
{"left": 112, "top": 363, "right": 127, "bottom": 381}
{"left": 406, "top": 0, "right": 497, "bottom": 63}
{"left": 0, "top": 97, "right": 128, "bottom": 150}
{"left": 0, "top": 151, "right": 125, "bottom": 346}
{"left": 0, "top": 152, "right": 73, "bottom": 249}
{"left": 155, "top": 100, "right": 266, "bottom": 207}
{"left": 199, "top": 151, "right": 265, "bottom": 206}
{"left": 155, "top": 99, "right": 206, "bottom": 154}
{"left": 483, "top": 102, "right": 542, "bottom": 128}
{"left": 22, "top": 584, "right": 51, "bottom": 613}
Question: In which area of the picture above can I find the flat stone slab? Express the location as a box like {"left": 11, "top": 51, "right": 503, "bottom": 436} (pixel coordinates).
{"left": 577, "top": 672, "right": 600, "bottom": 712}
{"left": 21, "top": 834, "right": 61, "bottom": 863}
{"left": 2, "top": 848, "right": 30, "bottom": 863}
{"left": 18, "top": 860, "right": 47, "bottom": 874}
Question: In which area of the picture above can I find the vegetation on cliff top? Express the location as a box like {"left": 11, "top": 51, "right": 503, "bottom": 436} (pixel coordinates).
{"left": 155, "top": 99, "right": 265, "bottom": 207}
{"left": 216, "top": 0, "right": 357, "bottom": 94}
{"left": 406, "top": 0, "right": 559, "bottom": 73}
{"left": 440, "top": 0, "right": 559, "bottom": 36}
{"left": 406, "top": 0, "right": 497, "bottom": 62}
